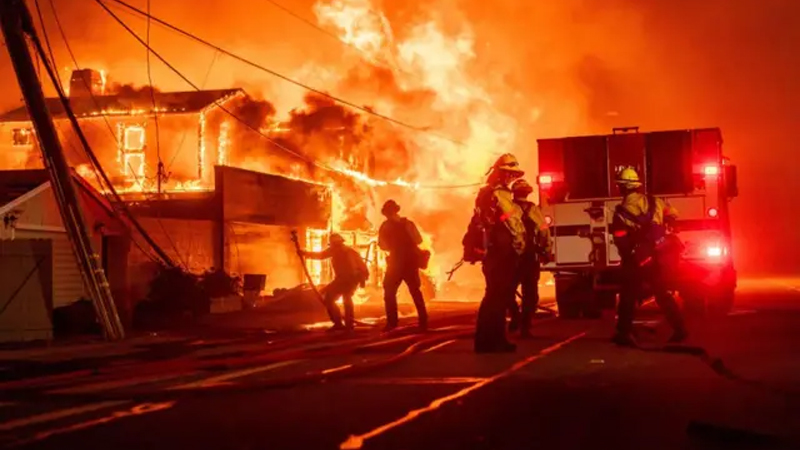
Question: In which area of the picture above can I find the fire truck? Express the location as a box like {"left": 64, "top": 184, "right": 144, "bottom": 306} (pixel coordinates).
{"left": 536, "top": 127, "right": 738, "bottom": 319}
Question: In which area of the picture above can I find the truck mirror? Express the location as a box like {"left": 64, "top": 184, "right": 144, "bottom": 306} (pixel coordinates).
{"left": 724, "top": 165, "right": 738, "bottom": 198}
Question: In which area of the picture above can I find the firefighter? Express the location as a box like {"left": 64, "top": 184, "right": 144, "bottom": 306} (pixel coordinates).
{"left": 378, "top": 200, "right": 428, "bottom": 332}
{"left": 473, "top": 153, "right": 527, "bottom": 353}
{"left": 610, "top": 167, "right": 688, "bottom": 346}
{"left": 508, "top": 178, "right": 552, "bottom": 338}
{"left": 301, "top": 233, "right": 369, "bottom": 331}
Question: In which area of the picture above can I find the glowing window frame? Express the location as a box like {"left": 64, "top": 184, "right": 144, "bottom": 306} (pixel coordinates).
{"left": 122, "top": 125, "right": 145, "bottom": 152}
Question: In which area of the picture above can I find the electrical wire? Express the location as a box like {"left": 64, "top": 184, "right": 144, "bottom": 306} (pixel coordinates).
{"left": 165, "top": 50, "right": 218, "bottom": 173}
{"left": 41, "top": 0, "right": 178, "bottom": 268}
{"left": 101, "top": 0, "right": 467, "bottom": 148}
{"left": 263, "top": 0, "right": 405, "bottom": 75}
{"left": 145, "top": 0, "right": 163, "bottom": 193}
{"left": 33, "top": 0, "right": 61, "bottom": 88}
{"left": 36, "top": 0, "right": 159, "bottom": 265}
{"left": 96, "top": 1, "right": 485, "bottom": 191}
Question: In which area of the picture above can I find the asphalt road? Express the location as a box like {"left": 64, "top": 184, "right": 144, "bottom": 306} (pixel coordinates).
{"left": 2, "top": 277, "right": 800, "bottom": 450}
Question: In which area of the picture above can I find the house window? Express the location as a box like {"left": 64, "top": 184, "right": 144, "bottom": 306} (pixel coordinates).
{"left": 119, "top": 124, "right": 146, "bottom": 180}
{"left": 12, "top": 128, "right": 34, "bottom": 146}
{"left": 123, "top": 125, "right": 145, "bottom": 151}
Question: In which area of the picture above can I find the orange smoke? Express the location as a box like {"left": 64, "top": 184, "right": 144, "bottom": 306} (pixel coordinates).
{"left": 0, "top": 0, "right": 797, "bottom": 276}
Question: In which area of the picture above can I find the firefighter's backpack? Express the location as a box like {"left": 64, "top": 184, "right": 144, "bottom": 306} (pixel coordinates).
{"left": 462, "top": 209, "right": 486, "bottom": 263}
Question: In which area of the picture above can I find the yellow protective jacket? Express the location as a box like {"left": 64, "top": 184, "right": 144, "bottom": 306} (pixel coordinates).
{"left": 517, "top": 199, "right": 552, "bottom": 255}
{"left": 614, "top": 192, "right": 678, "bottom": 230}
{"left": 475, "top": 183, "right": 526, "bottom": 255}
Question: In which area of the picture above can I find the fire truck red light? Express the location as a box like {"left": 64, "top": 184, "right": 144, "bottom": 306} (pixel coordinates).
{"left": 539, "top": 175, "right": 553, "bottom": 185}
{"left": 706, "top": 246, "right": 723, "bottom": 258}
{"left": 708, "top": 208, "right": 718, "bottom": 217}
{"left": 704, "top": 165, "right": 720, "bottom": 176}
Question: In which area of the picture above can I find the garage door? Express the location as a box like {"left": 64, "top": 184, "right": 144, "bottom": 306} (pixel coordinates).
{"left": 0, "top": 239, "right": 53, "bottom": 342}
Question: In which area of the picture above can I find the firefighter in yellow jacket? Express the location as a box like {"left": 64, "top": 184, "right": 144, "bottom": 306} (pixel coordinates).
{"left": 473, "top": 154, "right": 526, "bottom": 353}
{"left": 610, "top": 167, "right": 688, "bottom": 346}
{"left": 508, "top": 178, "right": 552, "bottom": 338}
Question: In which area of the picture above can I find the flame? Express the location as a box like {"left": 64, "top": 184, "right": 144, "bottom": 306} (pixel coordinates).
{"left": 305, "top": 228, "right": 327, "bottom": 286}
{"left": 313, "top": 0, "right": 394, "bottom": 63}
{"left": 217, "top": 121, "right": 230, "bottom": 166}
{"left": 2, "top": 0, "right": 539, "bottom": 298}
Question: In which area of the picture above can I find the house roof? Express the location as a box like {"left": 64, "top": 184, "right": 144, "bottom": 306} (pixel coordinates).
{"left": 0, "top": 170, "right": 50, "bottom": 206}
{"left": 0, "top": 89, "right": 243, "bottom": 123}
{"left": 0, "top": 169, "right": 124, "bottom": 234}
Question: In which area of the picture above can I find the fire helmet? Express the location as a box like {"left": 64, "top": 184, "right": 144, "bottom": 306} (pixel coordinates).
{"left": 381, "top": 199, "right": 400, "bottom": 216}
{"left": 511, "top": 179, "right": 534, "bottom": 197}
{"left": 329, "top": 233, "right": 345, "bottom": 245}
{"left": 488, "top": 153, "right": 525, "bottom": 176}
{"left": 616, "top": 166, "right": 642, "bottom": 189}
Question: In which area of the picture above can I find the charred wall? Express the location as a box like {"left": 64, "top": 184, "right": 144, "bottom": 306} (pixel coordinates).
{"left": 224, "top": 222, "right": 303, "bottom": 294}
{"left": 216, "top": 165, "right": 331, "bottom": 228}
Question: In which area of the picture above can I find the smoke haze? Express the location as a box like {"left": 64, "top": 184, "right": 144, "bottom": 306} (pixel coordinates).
{"left": 2, "top": 0, "right": 798, "bottom": 275}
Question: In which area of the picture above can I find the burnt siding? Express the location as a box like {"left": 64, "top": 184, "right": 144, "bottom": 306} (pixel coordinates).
{"left": 225, "top": 222, "right": 304, "bottom": 293}
{"left": 217, "top": 166, "right": 330, "bottom": 228}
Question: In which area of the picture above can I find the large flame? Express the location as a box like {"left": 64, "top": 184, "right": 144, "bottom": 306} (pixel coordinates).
{"left": 0, "top": 0, "right": 542, "bottom": 295}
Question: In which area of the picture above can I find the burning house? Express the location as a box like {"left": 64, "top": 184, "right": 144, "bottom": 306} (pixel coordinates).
{"left": 0, "top": 68, "right": 423, "bottom": 324}
{"left": 0, "top": 69, "right": 245, "bottom": 191}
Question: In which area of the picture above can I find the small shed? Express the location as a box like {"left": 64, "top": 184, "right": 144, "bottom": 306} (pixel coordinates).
{"left": 0, "top": 170, "right": 128, "bottom": 342}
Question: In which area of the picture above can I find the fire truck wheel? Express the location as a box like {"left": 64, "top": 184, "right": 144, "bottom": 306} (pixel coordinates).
{"left": 581, "top": 302, "right": 603, "bottom": 319}
{"left": 596, "top": 291, "right": 618, "bottom": 310}
{"left": 555, "top": 275, "right": 590, "bottom": 320}
{"left": 681, "top": 291, "right": 707, "bottom": 317}
{"left": 707, "top": 288, "right": 735, "bottom": 317}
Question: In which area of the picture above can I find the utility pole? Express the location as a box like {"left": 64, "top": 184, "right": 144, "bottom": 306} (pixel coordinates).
{"left": 0, "top": 0, "right": 125, "bottom": 340}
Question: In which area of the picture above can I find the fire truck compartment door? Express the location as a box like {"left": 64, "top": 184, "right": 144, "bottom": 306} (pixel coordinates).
{"left": 555, "top": 236, "right": 593, "bottom": 265}
{"left": 553, "top": 202, "right": 593, "bottom": 264}
{"left": 607, "top": 132, "right": 646, "bottom": 195}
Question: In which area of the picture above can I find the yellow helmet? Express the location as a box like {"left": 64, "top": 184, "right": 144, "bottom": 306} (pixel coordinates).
{"left": 488, "top": 153, "right": 525, "bottom": 175}
{"left": 616, "top": 166, "right": 642, "bottom": 189}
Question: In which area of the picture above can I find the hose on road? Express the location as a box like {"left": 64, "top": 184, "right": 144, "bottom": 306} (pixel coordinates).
{"left": 5, "top": 328, "right": 474, "bottom": 403}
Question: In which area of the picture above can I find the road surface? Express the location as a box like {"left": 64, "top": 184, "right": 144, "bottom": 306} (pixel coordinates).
{"left": 1, "top": 277, "right": 799, "bottom": 449}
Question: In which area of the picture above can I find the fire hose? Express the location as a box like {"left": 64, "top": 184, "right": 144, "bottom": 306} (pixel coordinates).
{"left": 447, "top": 258, "right": 556, "bottom": 314}
{"left": 0, "top": 312, "right": 477, "bottom": 394}
{"left": 1, "top": 328, "right": 474, "bottom": 403}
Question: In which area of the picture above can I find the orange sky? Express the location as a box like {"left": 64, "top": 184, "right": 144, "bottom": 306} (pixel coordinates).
{"left": 2, "top": 0, "right": 799, "bottom": 275}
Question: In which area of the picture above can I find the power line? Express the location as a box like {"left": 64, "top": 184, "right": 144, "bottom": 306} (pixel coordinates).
{"left": 96, "top": 0, "right": 331, "bottom": 168}
{"left": 101, "top": 0, "right": 467, "bottom": 148}
{"left": 96, "top": 0, "right": 485, "bottom": 191}
{"left": 263, "top": 0, "right": 402, "bottom": 73}
{"left": 44, "top": 0, "right": 179, "bottom": 268}
{"left": 37, "top": 0, "right": 160, "bottom": 265}
{"left": 145, "top": 0, "right": 163, "bottom": 194}
{"left": 33, "top": 0, "right": 61, "bottom": 88}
